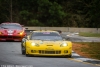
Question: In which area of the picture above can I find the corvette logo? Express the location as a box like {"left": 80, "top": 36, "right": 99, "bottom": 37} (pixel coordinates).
{"left": 46, "top": 47, "right": 54, "bottom": 50}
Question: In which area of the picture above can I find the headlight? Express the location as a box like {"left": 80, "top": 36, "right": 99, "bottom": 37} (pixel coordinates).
{"left": 61, "top": 43, "right": 68, "bottom": 47}
{"left": 0, "top": 32, "right": 3, "bottom": 34}
{"left": 31, "top": 43, "right": 36, "bottom": 46}
{"left": 31, "top": 42, "right": 39, "bottom": 46}
{"left": 19, "top": 32, "right": 23, "bottom": 35}
{"left": 19, "top": 31, "right": 24, "bottom": 35}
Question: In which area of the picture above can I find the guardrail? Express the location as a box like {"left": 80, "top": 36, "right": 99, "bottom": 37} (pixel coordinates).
{"left": 24, "top": 27, "right": 100, "bottom": 33}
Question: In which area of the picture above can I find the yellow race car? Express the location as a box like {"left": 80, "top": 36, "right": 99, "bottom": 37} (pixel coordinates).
{"left": 21, "top": 30, "right": 72, "bottom": 57}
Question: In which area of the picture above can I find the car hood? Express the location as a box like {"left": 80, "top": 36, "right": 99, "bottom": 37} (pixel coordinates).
{"left": 28, "top": 40, "right": 67, "bottom": 45}
{"left": 0, "top": 29, "right": 23, "bottom": 34}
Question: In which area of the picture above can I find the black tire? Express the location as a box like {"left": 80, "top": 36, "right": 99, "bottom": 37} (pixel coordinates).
{"left": 25, "top": 54, "right": 31, "bottom": 57}
{"left": 67, "top": 55, "right": 72, "bottom": 58}
{"left": 21, "top": 44, "right": 25, "bottom": 55}
{"left": 22, "top": 50, "right": 25, "bottom": 55}
{"left": 25, "top": 47, "right": 31, "bottom": 57}
{"left": 63, "top": 54, "right": 72, "bottom": 58}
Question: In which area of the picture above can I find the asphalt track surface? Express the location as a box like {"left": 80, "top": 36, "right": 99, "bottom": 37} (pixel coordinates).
{"left": 62, "top": 32, "right": 100, "bottom": 42}
{"left": 0, "top": 32, "right": 100, "bottom": 67}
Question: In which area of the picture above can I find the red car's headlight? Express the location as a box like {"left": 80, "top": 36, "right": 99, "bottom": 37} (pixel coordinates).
{"left": 19, "top": 31, "right": 24, "bottom": 35}
{"left": 0, "top": 32, "right": 3, "bottom": 34}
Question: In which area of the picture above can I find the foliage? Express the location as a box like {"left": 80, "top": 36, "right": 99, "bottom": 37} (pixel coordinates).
{"left": 0, "top": 0, "right": 100, "bottom": 28}
{"left": 73, "top": 42, "right": 100, "bottom": 60}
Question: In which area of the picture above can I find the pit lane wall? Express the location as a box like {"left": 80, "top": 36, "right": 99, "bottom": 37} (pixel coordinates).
{"left": 24, "top": 27, "right": 100, "bottom": 33}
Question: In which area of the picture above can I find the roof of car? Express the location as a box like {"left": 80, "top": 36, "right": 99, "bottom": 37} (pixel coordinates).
{"left": 34, "top": 30, "right": 56, "bottom": 32}
{"left": 0, "top": 22, "right": 21, "bottom": 25}
{"left": 31, "top": 30, "right": 61, "bottom": 34}
{"left": 32, "top": 30, "right": 59, "bottom": 33}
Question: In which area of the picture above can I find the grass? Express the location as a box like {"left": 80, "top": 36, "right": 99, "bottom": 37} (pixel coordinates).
{"left": 73, "top": 42, "right": 100, "bottom": 60}
{"left": 79, "top": 32, "right": 100, "bottom": 37}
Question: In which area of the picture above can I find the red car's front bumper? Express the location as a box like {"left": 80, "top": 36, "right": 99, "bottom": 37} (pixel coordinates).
{"left": 0, "top": 35, "right": 25, "bottom": 41}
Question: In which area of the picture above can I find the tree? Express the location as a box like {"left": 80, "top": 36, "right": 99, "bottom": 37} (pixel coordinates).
{"left": 0, "top": 0, "right": 100, "bottom": 28}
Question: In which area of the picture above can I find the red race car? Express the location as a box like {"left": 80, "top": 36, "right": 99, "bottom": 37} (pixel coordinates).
{"left": 0, "top": 22, "right": 26, "bottom": 41}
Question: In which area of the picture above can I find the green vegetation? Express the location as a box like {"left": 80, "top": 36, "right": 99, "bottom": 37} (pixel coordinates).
{"left": 79, "top": 32, "right": 100, "bottom": 37}
{"left": 75, "top": 42, "right": 100, "bottom": 60}
{"left": 0, "top": 0, "right": 100, "bottom": 28}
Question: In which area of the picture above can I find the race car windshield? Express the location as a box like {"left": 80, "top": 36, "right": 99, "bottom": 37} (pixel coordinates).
{"left": 0, "top": 25, "right": 22, "bottom": 30}
{"left": 31, "top": 32, "right": 63, "bottom": 41}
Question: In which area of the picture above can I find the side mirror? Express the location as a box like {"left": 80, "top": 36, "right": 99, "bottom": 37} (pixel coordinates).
{"left": 21, "top": 25, "right": 24, "bottom": 27}
{"left": 24, "top": 35, "right": 29, "bottom": 40}
{"left": 27, "top": 36, "right": 30, "bottom": 40}
{"left": 24, "top": 36, "right": 27, "bottom": 39}
{"left": 22, "top": 35, "right": 29, "bottom": 42}
{"left": 25, "top": 28, "right": 28, "bottom": 30}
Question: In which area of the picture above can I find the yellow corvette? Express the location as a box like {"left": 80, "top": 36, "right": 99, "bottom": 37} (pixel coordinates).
{"left": 21, "top": 30, "right": 72, "bottom": 57}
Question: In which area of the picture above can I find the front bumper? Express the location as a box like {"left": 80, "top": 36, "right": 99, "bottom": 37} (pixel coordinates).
{"left": 26, "top": 47, "right": 72, "bottom": 56}
{"left": 0, "top": 35, "right": 24, "bottom": 41}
